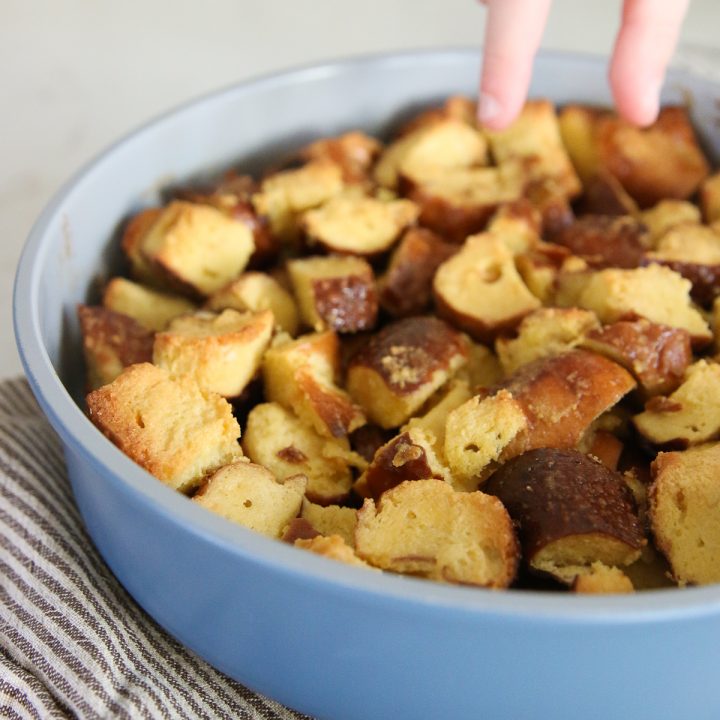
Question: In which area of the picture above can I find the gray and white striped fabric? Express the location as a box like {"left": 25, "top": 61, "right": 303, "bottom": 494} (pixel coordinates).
{"left": 0, "top": 377, "right": 311, "bottom": 720}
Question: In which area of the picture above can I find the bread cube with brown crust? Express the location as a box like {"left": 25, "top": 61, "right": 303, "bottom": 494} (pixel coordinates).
{"left": 300, "top": 500, "right": 357, "bottom": 547}
{"left": 700, "top": 172, "right": 720, "bottom": 223}
{"left": 485, "top": 449, "right": 644, "bottom": 584}
{"left": 86, "top": 363, "right": 243, "bottom": 493}
{"left": 580, "top": 319, "right": 692, "bottom": 397}
{"left": 639, "top": 200, "right": 701, "bottom": 247}
{"left": 515, "top": 242, "right": 574, "bottom": 303}
{"left": 263, "top": 331, "right": 366, "bottom": 438}
{"left": 633, "top": 360, "right": 720, "bottom": 448}
{"left": 121, "top": 207, "right": 167, "bottom": 288}
{"left": 486, "top": 99, "right": 581, "bottom": 198}
{"left": 433, "top": 233, "right": 541, "bottom": 342}
{"left": 355, "top": 478, "right": 519, "bottom": 587}
{"left": 378, "top": 227, "right": 457, "bottom": 318}
{"left": 558, "top": 104, "right": 601, "bottom": 185}
{"left": 194, "top": 463, "right": 306, "bottom": 539}
{"left": 577, "top": 171, "right": 639, "bottom": 217}
{"left": 445, "top": 350, "right": 636, "bottom": 487}
{"left": 575, "top": 264, "right": 712, "bottom": 347}
{"left": 287, "top": 255, "right": 378, "bottom": 333}
{"left": 139, "top": 201, "right": 255, "bottom": 297}
{"left": 396, "top": 96, "right": 478, "bottom": 137}
{"left": 153, "top": 309, "right": 273, "bottom": 399}
{"left": 102, "top": 277, "right": 196, "bottom": 332}
{"left": 205, "top": 271, "right": 299, "bottom": 336}
{"left": 495, "top": 307, "right": 599, "bottom": 375}
{"left": 460, "top": 342, "right": 504, "bottom": 390}
{"left": 552, "top": 264, "right": 594, "bottom": 308}
{"left": 399, "top": 160, "right": 526, "bottom": 243}
{"left": 295, "top": 534, "right": 375, "bottom": 569}
{"left": 300, "top": 131, "right": 382, "bottom": 187}
{"left": 252, "top": 159, "right": 345, "bottom": 241}
{"left": 486, "top": 199, "right": 542, "bottom": 255}
{"left": 650, "top": 442, "right": 720, "bottom": 585}
{"left": 359, "top": 427, "right": 451, "bottom": 501}
{"left": 242, "top": 402, "right": 353, "bottom": 505}
{"left": 554, "top": 215, "right": 649, "bottom": 269}
{"left": 78, "top": 305, "right": 154, "bottom": 391}
{"left": 374, "top": 117, "right": 488, "bottom": 191}
{"left": 302, "top": 194, "right": 418, "bottom": 256}
{"left": 571, "top": 563, "right": 635, "bottom": 594}
{"left": 346, "top": 316, "right": 469, "bottom": 429}
{"left": 645, "top": 224, "right": 720, "bottom": 306}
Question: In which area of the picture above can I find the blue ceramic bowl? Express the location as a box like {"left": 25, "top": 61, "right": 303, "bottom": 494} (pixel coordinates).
{"left": 14, "top": 50, "right": 720, "bottom": 720}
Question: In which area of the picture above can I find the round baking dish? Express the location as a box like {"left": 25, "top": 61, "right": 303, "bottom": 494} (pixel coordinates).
{"left": 14, "top": 49, "right": 720, "bottom": 720}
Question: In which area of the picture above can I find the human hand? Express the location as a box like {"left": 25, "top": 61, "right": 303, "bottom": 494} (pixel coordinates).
{"left": 477, "top": 0, "right": 691, "bottom": 130}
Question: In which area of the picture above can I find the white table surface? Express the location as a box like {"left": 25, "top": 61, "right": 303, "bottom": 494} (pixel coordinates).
{"left": 3, "top": 0, "right": 720, "bottom": 379}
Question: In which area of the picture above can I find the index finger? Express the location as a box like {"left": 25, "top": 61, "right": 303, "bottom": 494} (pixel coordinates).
{"left": 478, "top": 0, "right": 553, "bottom": 129}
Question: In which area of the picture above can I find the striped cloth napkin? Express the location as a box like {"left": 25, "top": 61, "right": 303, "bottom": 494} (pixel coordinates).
{"left": 0, "top": 377, "right": 312, "bottom": 720}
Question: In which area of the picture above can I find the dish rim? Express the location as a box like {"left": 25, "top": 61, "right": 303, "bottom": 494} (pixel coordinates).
{"left": 14, "top": 46, "right": 720, "bottom": 623}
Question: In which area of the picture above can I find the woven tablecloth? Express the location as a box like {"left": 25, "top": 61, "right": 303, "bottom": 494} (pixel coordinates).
{"left": 0, "top": 377, "right": 312, "bottom": 720}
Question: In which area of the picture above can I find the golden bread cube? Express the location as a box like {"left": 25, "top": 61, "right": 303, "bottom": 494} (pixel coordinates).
{"left": 102, "top": 277, "right": 196, "bottom": 331}
{"left": 194, "top": 462, "right": 306, "bottom": 539}
{"left": 495, "top": 307, "right": 599, "bottom": 375}
{"left": 578, "top": 171, "right": 638, "bottom": 216}
{"left": 295, "top": 535, "right": 374, "bottom": 568}
{"left": 633, "top": 360, "right": 720, "bottom": 447}
{"left": 639, "top": 200, "right": 702, "bottom": 247}
{"left": 78, "top": 305, "right": 154, "bottom": 391}
{"left": 700, "top": 171, "right": 720, "bottom": 223}
{"left": 346, "top": 316, "right": 469, "bottom": 429}
{"left": 650, "top": 442, "right": 720, "bottom": 585}
{"left": 355, "top": 479, "right": 518, "bottom": 587}
{"left": 515, "top": 242, "right": 573, "bottom": 304}
{"left": 86, "top": 363, "right": 242, "bottom": 493}
{"left": 300, "top": 131, "right": 381, "bottom": 186}
{"left": 153, "top": 309, "right": 273, "bottom": 398}
{"left": 572, "top": 563, "right": 634, "bottom": 594}
{"left": 120, "top": 207, "right": 167, "bottom": 288}
{"left": 576, "top": 264, "right": 712, "bottom": 346}
{"left": 286, "top": 255, "right": 378, "bottom": 333}
{"left": 300, "top": 499, "right": 358, "bottom": 548}
{"left": 243, "top": 402, "right": 353, "bottom": 505}
{"left": 460, "top": 342, "right": 503, "bottom": 390}
{"left": 558, "top": 104, "right": 600, "bottom": 184}
{"left": 140, "top": 201, "right": 255, "bottom": 297}
{"left": 486, "top": 99, "right": 581, "bottom": 198}
{"left": 486, "top": 199, "right": 542, "bottom": 255}
{"left": 263, "top": 331, "right": 366, "bottom": 438}
{"left": 205, "top": 271, "right": 299, "bottom": 336}
{"left": 433, "top": 233, "right": 541, "bottom": 342}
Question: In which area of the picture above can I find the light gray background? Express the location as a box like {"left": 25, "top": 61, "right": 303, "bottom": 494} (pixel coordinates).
{"left": 3, "top": 0, "right": 719, "bottom": 378}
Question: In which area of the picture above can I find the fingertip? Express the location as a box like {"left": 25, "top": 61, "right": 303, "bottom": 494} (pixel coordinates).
{"left": 609, "top": 64, "right": 661, "bottom": 127}
{"left": 477, "top": 92, "right": 522, "bottom": 130}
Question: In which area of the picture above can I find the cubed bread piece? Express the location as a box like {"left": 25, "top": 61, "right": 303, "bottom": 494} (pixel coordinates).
{"left": 523, "top": 177, "right": 576, "bottom": 239}
{"left": 399, "top": 160, "right": 526, "bottom": 243}
{"left": 153, "top": 309, "right": 273, "bottom": 398}
{"left": 286, "top": 255, "right": 378, "bottom": 333}
{"left": 360, "top": 427, "right": 451, "bottom": 501}
{"left": 485, "top": 449, "right": 644, "bottom": 584}
{"left": 561, "top": 105, "right": 710, "bottom": 207}
{"left": 295, "top": 535, "right": 374, "bottom": 568}
{"left": 378, "top": 228, "right": 457, "bottom": 318}
{"left": 581, "top": 319, "right": 692, "bottom": 396}
{"left": 139, "top": 201, "right": 255, "bottom": 297}
{"left": 552, "top": 265, "right": 594, "bottom": 308}
{"left": 300, "top": 499, "right": 357, "bottom": 547}
{"left": 433, "top": 233, "right": 541, "bottom": 342}
{"left": 515, "top": 242, "right": 574, "bottom": 303}
{"left": 554, "top": 215, "right": 649, "bottom": 269}
{"left": 102, "top": 277, "right": 196, "bottom": 331}
{"left": 650, "top": 442, "right": 720, "bottom": 585}
{"left": 205, "top": 271, "right": 299, "bottom": 336}
{"left": 577, "top": 171, "right": 638, "bottom": 216}
{"left": 252, "top": 159, "right": 344, "bottom": 241}
{"left": 575, "top": 264, "right": 712, "bottom": 347}
{"left": 302, "top": 195, "right": 418, "bottom": 256}
{"left": 633, "top": 360, "right": 720, "bottom": 448}
{"left": 403, "top": 379, "right": 472, "bottom": 458}
{"left": 374, "top": 117, "right": 488, "bottom": 190}
{"left": 571, "top": 563, "right": 634, "bottom": 594}
{"left": 639, "top": 200, "right": 701, "bottom": 247}
{"left": 495, "top": 307, "right": 599, "bottom": 375}
{"left": 445, "top": 350, "right": 636, "bottom": 487}
{"left": 486, "top": 199, "right": 542, "bottom": 255}
{"left": 486, "top": 99, "right": 581, "bottom": 198}
{"left": 263, "top": 331, "right": 366, "bottom": 438}
{"left": 194, "top": 463, "right": 306, "bottom": 539}
{"left": 86, "top": 363, "right": 242, "bottom": 493}
{"left": 243, "top": 402, "right": 353, "bottom": 505}
{"left": 645, "top": 224, "right": 720, "bottom": 306}
{"left": 582, "top": 429, "right": 624, "bottom": 471}
{"left": 461, "top": 342, "right": 503, "bottom": 390}
{"left": 120, "top": 207, "right": 167, "bottom": 288}
{"left": 700, "top": 172, "right": 720, "bottom": 223}
{"left": 300, "top": 131, "right": 382, "bottom": 186}
{"left": 558, "top": 104, "right": 601, "bottom": 185}
{"left": 78, "top": 305, "right": 154, "bottom": 391}
{"left": 346, "top": 317, "right": 469, "bottom": 429}
{"left": 396, "top": 96, "right": 477, "bottom": 136}
{"left": 355, "top": 479, "right": 518, "bottom": 587}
